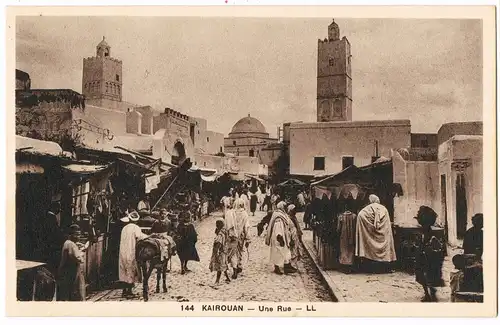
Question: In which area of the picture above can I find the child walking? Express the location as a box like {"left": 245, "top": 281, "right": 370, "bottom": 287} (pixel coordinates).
{"left": 209, "top": 219, "right": 231, "bottom": 285}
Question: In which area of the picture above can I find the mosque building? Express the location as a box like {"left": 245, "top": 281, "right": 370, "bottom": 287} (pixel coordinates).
{"left": 224, "top": 114, "right": 279, "bottom": 158}
{"left": 283, "top": 19, "right": 483, "bottom": 245}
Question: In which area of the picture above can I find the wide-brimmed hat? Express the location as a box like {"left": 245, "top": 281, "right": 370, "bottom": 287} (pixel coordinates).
{"left": 128, "top": 210, "right": 140, "bottom": 222}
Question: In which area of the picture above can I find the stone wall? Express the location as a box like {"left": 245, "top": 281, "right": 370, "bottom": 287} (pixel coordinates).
{"left": 289, "top": 119, "right": 411, "bottom": 176}
{"left": 438, "top": 135, "right": 483, "bottom": 246}
{"left": 392, "top": 150, "right": 441, "bottom": 226}
{"left": 126, "top": 110, "right": 142, "bottom": 135}
{"left": 437, "top": 122, "right": 483, "bottom": 146}
{"left": 194, "top": 153, "right": 263, "bottom": 176}
{"left": 224, "top": 136, "right": 278, "bottom": 157}
{"left": 134, "top": 106, "right": 154, "bottom": 135}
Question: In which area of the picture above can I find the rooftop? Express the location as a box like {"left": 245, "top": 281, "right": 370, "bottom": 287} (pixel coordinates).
{"left": 229, "top": 114, "right": 268, "bottom": 135}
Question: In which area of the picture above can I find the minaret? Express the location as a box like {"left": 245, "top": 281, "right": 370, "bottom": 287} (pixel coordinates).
{"left": 82, "top": 37, "right": 123, "bottom": 106}
{"left": 317, "top": 19, "right": 352, "bottom": 122}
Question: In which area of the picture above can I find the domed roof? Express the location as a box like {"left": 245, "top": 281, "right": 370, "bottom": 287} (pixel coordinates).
{"left": 230, "top": 114, "right": 267, "bottom": 135}
{"left": 98, "top": 36, "right": 109, "bottom": 48}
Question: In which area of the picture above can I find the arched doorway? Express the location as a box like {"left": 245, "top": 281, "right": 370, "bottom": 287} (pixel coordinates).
{"left": 171, "top": 141, "right": 186, "bottom": 165}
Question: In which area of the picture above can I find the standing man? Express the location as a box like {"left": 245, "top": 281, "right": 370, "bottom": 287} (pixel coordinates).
{"left": 265, "top": 202, "right": 297, "bottom": 275}
{"left": 57, "top": 224, "right": 86, "bottom": 301}
{"left": 119, "top": 212, "right": 148, "bottom": 298}
{"left": 39, "top": 202, "right": 65, "bottom": 273}
{"left": 137, "top": 194, "right": 151, "bottom": 217}
{"left": 225, "top": 199, "right": 251, "bottom": 279}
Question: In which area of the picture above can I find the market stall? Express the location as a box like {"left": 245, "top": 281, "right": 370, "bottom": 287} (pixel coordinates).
{"left": 309, "top": 159, "right": 394, "bottom": 270}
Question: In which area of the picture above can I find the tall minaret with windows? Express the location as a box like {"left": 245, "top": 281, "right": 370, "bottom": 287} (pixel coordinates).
{"left": 82, "top": 37, "right": 123, "bottom": 105}
{"left": 317, "top": 19, "right": 352, "bottom": 122}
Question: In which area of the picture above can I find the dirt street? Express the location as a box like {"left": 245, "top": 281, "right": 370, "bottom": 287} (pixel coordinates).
{"left": 90, "top": 210, "right": 332, "bottom": 302}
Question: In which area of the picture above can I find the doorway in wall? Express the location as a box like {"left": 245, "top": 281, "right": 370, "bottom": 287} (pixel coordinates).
{"left": 455, "top": 173, "right": 468, "bottom": 239}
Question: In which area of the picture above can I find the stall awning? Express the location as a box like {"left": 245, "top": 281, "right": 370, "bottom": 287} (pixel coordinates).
{"left": 189, "top": 165, "right": 217, "bottom": 177}
{"left": 62, "top": 163, "right": 110, "bottom": 175}
{"left": 16, "top": 162, "right": 44, "bottom": 174}
{"left": 310, "top": 160, "right": 393, "bottom": 188}
{"left": 201, "top": 174, "right": 217, "bottom": 182}
{"left": 278, "top": 178, "right": 307, "bottom": 187}
{"left": 311, "top": 165, "right": 360, "bottom": 187}
{"left": 245, "top": 174, "right": 265, "bottom": 182}
{"left": 16, "top": 135, "right": 63, "bottom": 157}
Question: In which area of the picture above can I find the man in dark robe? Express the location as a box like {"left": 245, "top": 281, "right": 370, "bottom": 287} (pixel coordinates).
{"left": 39, "top": 202, "right": 65, "bottom": 272}
{"left": 463, "top": 213, "right": 483, "bottom": 257}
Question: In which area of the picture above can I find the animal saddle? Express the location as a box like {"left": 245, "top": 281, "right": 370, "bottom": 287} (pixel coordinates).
{"left": 144, "top": 233, "right": 177, "bottom": 262}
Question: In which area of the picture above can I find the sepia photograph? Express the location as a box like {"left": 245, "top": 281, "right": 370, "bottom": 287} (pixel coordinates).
{"left": 5, "top": 4, "right": 497, "bottom": 317}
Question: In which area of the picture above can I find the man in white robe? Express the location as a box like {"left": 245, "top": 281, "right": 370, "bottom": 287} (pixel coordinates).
{"left": 356, "top": 195, "right": 397, "bottom": 263}
{"left": 225, "top": 199, "right": 251, "bottom": 279}
{"left": 239, "top": 191, "right": 250, "bottom": 213}
{"left": 119, "top": 211, "right": 148, "bottom": 297}
{"left": 265, "top": 202, "right": 297, "bottom": 275}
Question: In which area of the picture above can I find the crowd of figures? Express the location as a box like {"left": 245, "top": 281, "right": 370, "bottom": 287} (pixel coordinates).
{"left": 301, "top": 190, "right": 484, "bottom": 303}
{"left": 26, "top": 181, "right": 483, "bottom": 303}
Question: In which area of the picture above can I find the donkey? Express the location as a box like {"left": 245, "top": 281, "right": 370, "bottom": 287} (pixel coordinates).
{"left": 135, "top": 234, "right": 176, "bottom": 302}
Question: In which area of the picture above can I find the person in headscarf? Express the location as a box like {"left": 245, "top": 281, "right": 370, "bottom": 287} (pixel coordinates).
{"left": 337, "top": 195, "right": 357, "bottom": 271}
{"left": 209, "top": 219, "right": 231, "bottom": 285}
{"left": 225, "top": 198, "right": 251, "bottom": 279}
{"left": 57, "top": 224, "right": 86, "bottom": 301}
{"left": 271, "top": 192, "right": 280, "bottom": 211}
{"left": 220, "top": 192, "right": 232, "bottom": 216}
{"left": 265, "top": 201, "right": 298, "bottom": 275}
{"left": 463, "top": 213, "right": 483, "bottom": 257}
{"left": 414, "top": 206, "right": 445, "bottom": 302}
{"left": 256, "top": 185, "right": 264, "bottom": 211}
{"left": 287, "top": 204, "right": 302, "bottom": 264}
{"left": 240, "top": 190, "right": 250, "bottom": 213}
{"left": 119, "top": 211, "right": 148, "bottom": 298}
{"left": 176, "top": 212, "right": 200, "bottom": 274}
{"left": 355, "top": 194, "right": 397, "bottom": 267}
{"left": 295, "top": 191, "right": 305, "bottom": 211}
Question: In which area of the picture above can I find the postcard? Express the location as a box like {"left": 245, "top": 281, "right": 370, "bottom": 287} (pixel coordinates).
{"left": 5, "top": 4, "right": 497, "bottom": 317}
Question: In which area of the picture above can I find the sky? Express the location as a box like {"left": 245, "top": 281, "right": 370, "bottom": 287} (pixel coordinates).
{"left": 16, "top": 17, "right": 483, "bottom": 136}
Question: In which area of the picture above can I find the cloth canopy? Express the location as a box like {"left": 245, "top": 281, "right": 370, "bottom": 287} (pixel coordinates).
{"left": 16, "top": 135, "right": 63, "bottom": 157}
{"left": 311, "top": 160, "right": 392, "bottom": 188}
{"left": 62, "top": 163, "right": 110, "bottom": 175}
{"left": 277, "top": 178, "right": 307, "bottom": 187}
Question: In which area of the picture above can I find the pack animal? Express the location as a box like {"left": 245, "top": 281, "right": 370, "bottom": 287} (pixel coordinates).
{"left": 135, "top": 234, "right": 177, "bottom": 302}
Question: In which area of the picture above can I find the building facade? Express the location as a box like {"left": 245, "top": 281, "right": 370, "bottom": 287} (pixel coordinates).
{"left": 317, "top": 19, "right": 352, "bottom": 122}
{"left": 289, "top": 120, "right": 411, "bottom": 176}
{"left": 224, "top": 114, "right": 279, "bottom": 158}
{"left": 16, "top": 69, "right": 31, "bottom": 91}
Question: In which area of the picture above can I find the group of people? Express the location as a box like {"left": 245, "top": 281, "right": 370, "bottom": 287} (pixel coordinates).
{"left": 210, "top": 195, "right": 251, "bottom": 285}
{"left": 304, "top": 192, "right": 397, "bottom": 273}
{"left": 53, "top": 191, "right": 203, "bottom": 301}
{"left": 211, "top": 188, "right": 305, "bottom": 285}
{"left": 118, "top": 198, "right": 200, "bottom": 298}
